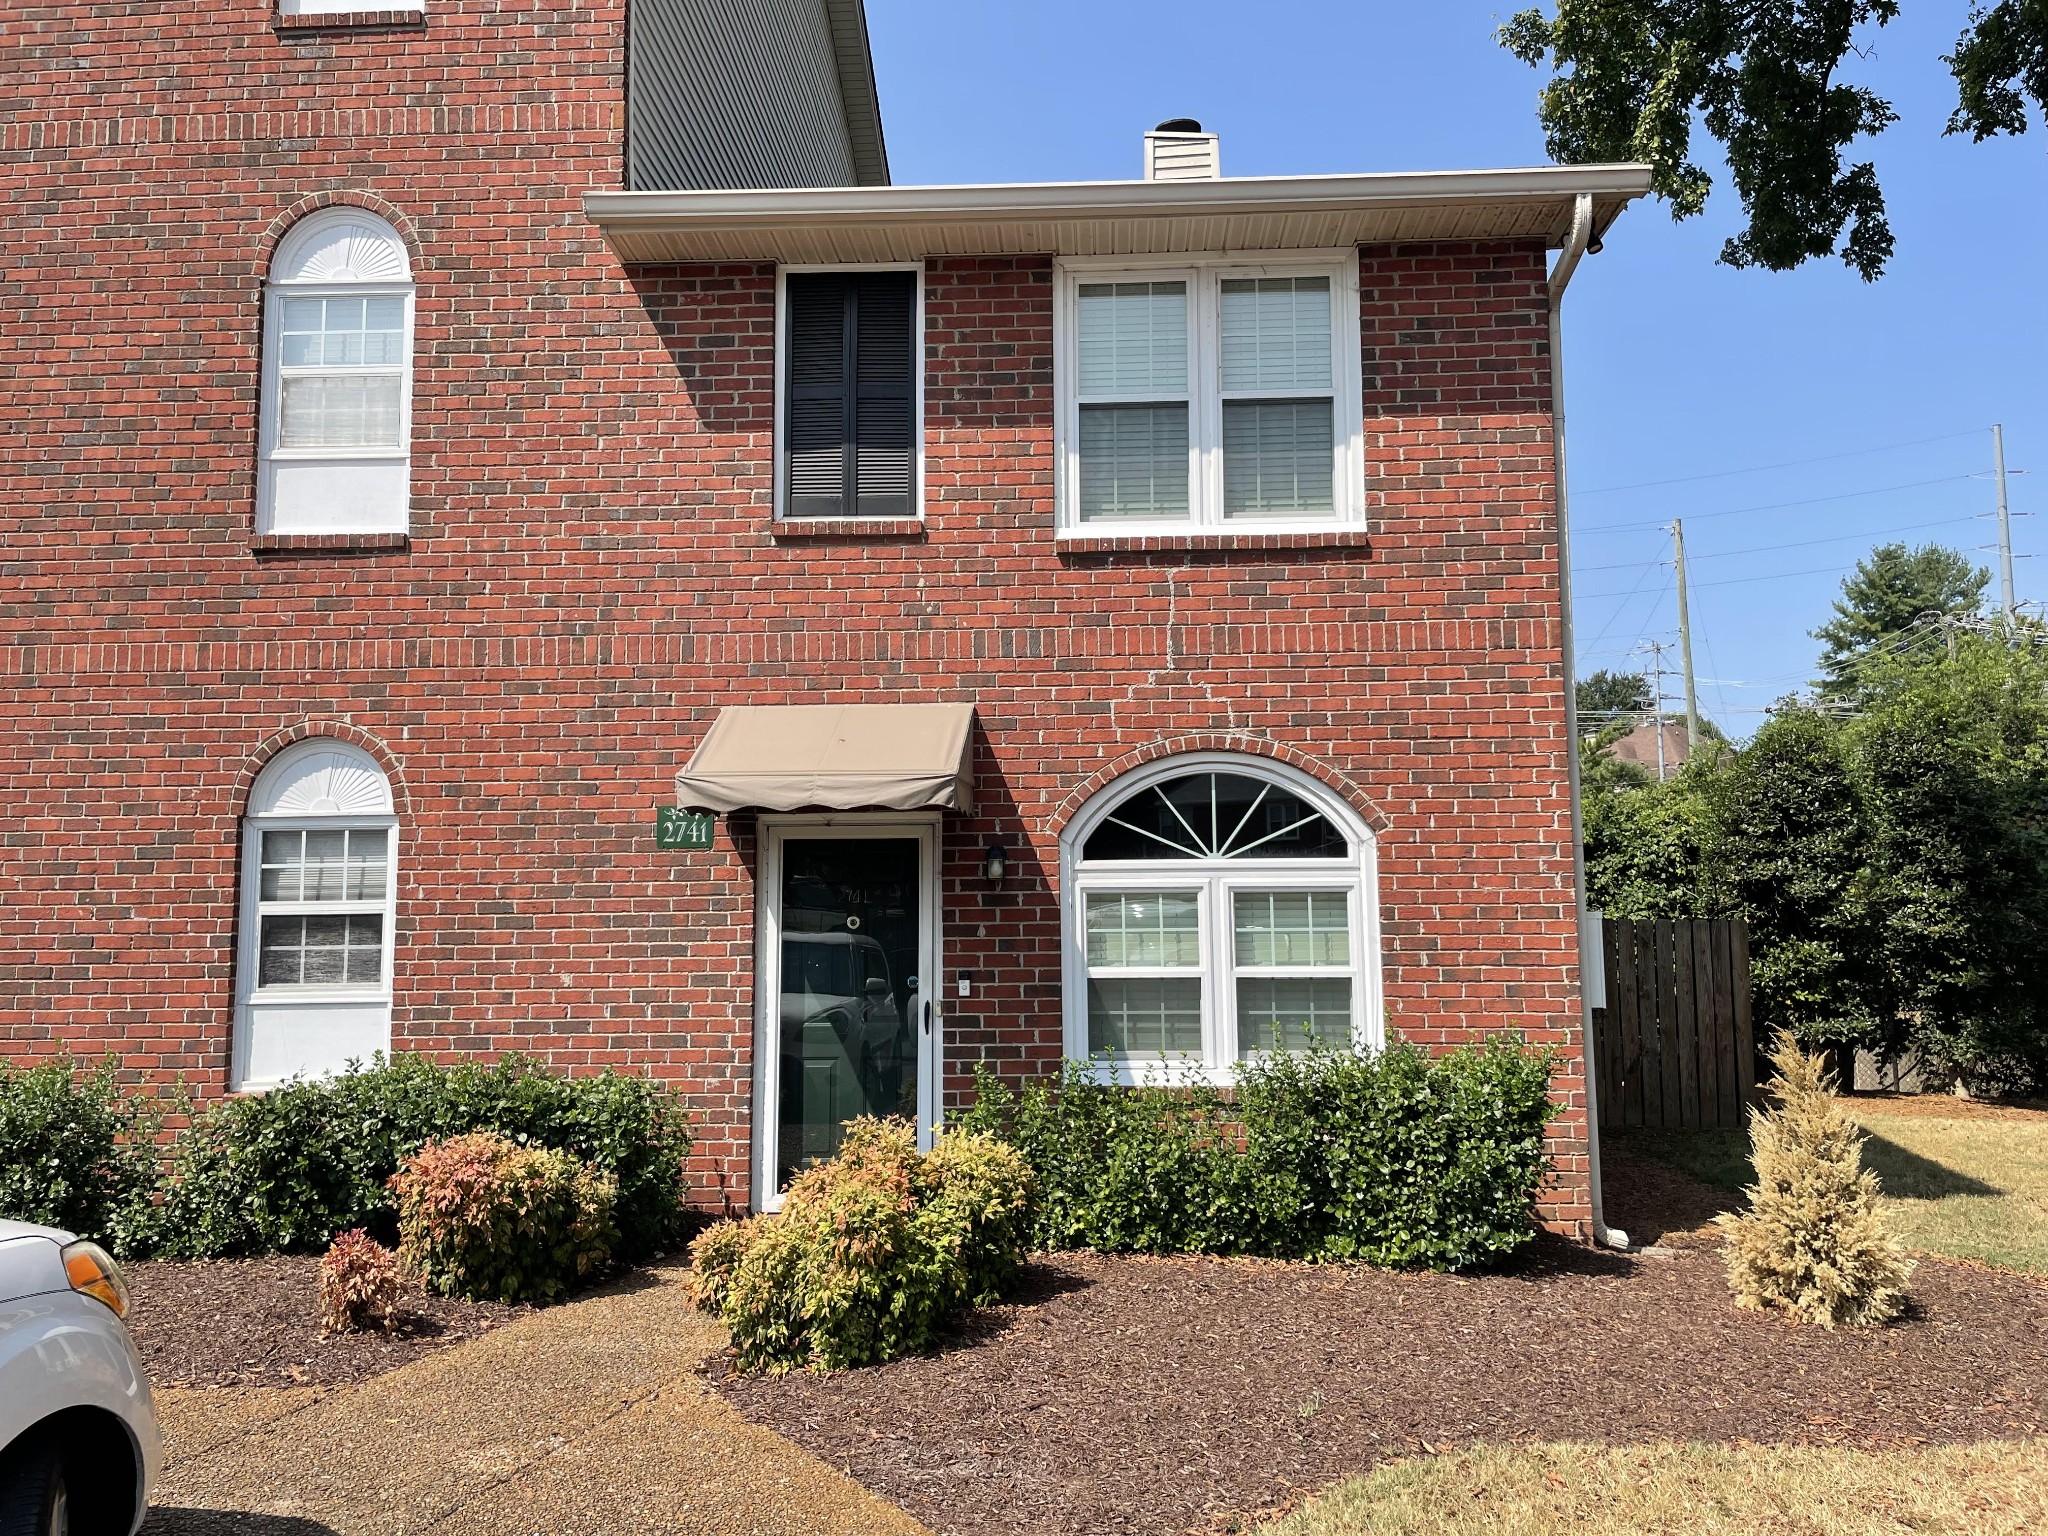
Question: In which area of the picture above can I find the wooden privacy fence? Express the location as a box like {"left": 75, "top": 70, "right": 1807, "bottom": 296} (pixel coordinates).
{"left": 1592, "top": 916, "right": 1758, "bottom": 1130}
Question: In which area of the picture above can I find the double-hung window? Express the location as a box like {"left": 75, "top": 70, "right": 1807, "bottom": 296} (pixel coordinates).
{"left": 1058, "top": 256, "right": 1362, "bottom": 534}
{"left": 259, "top": 209, "right": 415, "bottom": 535}
{"left": 235, "top": 741, "right": 399, "bottom": 1091}
{"left": 1065, "top": 759, "right": 1381, "bottom": 1083}
{"left": 779, "top": 267, "right": 920, "bottom": 520}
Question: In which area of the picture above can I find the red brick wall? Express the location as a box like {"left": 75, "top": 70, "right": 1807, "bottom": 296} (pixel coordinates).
{"left": 1, "top": 4, "right": 1591, "bottom": 1233}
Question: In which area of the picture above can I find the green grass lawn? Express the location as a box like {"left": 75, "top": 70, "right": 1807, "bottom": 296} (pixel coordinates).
{"left": 1260, "top": 1441, "right": 2048, "bottom": 1536}
{"left": 1609, "top": 1098, "right": 2048, "bottom": 1275}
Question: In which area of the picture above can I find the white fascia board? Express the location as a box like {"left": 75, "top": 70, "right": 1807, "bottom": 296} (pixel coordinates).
{"left": 585, "top": 163, "right": 1652, "bottom": 240}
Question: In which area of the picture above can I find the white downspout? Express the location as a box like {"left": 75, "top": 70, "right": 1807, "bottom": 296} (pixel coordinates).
{"left": 1548, "top": 192, "right": 1628, "bottom": 1251}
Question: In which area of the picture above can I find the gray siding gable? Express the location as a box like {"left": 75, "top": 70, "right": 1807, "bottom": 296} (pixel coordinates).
{"left": 629, "top": 0, "right": 889, "bottom": 191}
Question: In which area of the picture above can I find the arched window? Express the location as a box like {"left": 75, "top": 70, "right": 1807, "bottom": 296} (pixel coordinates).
{"left": 258, "top": 209, "right": 415, "bottom": 535}
{"left": 1062, "top": 756, "right": 1380, "bottom": 1081}
{"left": 234, "top": 741, "right": 398, "bottom": 1090}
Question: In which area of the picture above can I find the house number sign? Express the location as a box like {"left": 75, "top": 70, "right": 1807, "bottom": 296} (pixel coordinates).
{"left": 654, "top": 809, "right": 717, "bottom": 850}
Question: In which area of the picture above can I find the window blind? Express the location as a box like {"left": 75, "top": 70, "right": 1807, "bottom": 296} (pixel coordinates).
{"left": 1076, "top": 280, "right": 1190, "bottom": 522}
{"left": 784, "top": 271, "right": 917, "bottom": 518}
{"left": 1219, "top": 275, "right": 1336, "bottom": 520}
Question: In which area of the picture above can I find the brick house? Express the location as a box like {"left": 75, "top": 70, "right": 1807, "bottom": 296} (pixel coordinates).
{"left": 2, "top": 0, "right": 1649, "bottom": 1236}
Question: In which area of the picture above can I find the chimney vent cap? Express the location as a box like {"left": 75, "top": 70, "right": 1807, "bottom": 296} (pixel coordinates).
{"left": 1143, "top": 123, "right": 1221, "bottom": 181}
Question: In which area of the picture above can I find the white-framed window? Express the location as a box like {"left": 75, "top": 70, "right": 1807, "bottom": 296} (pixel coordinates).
{"left": 258, "top": 209, "right": 415, "bottom": 535}
{"left": 1061, "top": 755, "right": 1382, "bottom": 1083}
{"left": 1053, "top": 252, "right": 1364, "bottom": 536}
{"left": 774, "top": 263, "right": 924, "bottom": 521}
{"left": 234, "top": 741, "right": 399, "bottom": 1090}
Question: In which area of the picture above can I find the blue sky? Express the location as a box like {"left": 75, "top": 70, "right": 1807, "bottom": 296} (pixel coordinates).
{"left": 865, "top": 2, "right": 2044, "bottom": 735}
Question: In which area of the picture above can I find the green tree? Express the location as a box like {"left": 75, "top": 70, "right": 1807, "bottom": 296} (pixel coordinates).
{"left": 1813, "top": 542, "right": 1988, "bottom": 698}
{"left": 1581, "top": 741, "right": 1722, "bottom": 917}
{"left": 1844, "top": 633, "right": 2048, "bottom": 1086}
{"left": 1577, "top": 667, "right": 1655, "bottom": 720}
{"left": 1714, "top": 709, "right": 1887, "bottom": 1051}
{"left": 1500, "top": 3, "right": 2048, "bottom": 279}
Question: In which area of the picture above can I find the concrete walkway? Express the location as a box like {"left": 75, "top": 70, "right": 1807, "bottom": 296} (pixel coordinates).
{"left": 141, "top": 1266, "right": 930, "bottom": 1536}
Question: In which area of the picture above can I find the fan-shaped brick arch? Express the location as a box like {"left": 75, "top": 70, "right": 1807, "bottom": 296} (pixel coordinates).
{"left": 1048, "top": 734, "right": 1390, "bottom": 838}
{"left": 233, "top": 722, "right": 411, "bottom": 818}
{"left": 254, "top": 191, "right": 423, "bottom": 280}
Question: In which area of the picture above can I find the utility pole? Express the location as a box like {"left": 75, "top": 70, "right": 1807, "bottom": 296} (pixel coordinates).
{"left": 1671, "top": 518, "right": 1701, "bottom": 751}
{"left": 1994, "top": 423, "right": 2016, "bottom": 621}
{"left": 1636, "top": 639, "right": 1671, "bottom": 780}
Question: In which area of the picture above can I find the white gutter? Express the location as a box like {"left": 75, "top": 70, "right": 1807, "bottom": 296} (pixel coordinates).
{"left": 585, "top": 163, "right": 1652, "bottom": 235}
{"left": 1548, "top": 192, "right": 1628, "bottom": 1252}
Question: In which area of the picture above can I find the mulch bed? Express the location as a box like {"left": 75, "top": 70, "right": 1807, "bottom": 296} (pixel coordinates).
{"left": 712, "top": 1194, "right": 2048, "bottom": 1536}
{"left": 1596, "top": 1138, "right": 1743, "bottom": 1246}
{"left": 125, "top": 1255, "right": 529, "bottom": 1387}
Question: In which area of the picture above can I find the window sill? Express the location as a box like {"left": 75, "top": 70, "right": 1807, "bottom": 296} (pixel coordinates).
{"left": 771, "top": 518, "right": 926, "bottom": 542}
{"left": 1056, "top": 527, "right": 1373, "bottom": 556}
{"left": 252, "top": 532, "right": 410, "bottom": 554}
{"left": 274, "top": 10, "right": 426, "bottom": 32}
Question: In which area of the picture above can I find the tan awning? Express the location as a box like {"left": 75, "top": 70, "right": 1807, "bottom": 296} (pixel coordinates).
{"left": 675, "top": 704, "right": 975, "bottom": 814}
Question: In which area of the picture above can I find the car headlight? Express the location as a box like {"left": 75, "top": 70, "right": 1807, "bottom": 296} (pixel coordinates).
{"left": 62, "top": 1240, "right": 130, "bottom": 1319}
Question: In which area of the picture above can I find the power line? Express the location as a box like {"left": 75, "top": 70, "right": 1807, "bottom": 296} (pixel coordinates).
{"left": 1572, "top": 512, "right": 1982, "bottom": 575}
{"left": 1577, "top": 474, "right": 1978, "bottom": 535}
{"left": 1574, "top": 429, "right": 1983, "bottom": 496}
{"left": 1579, "top": 560, "right": 1855, "bottom": 602}
{"left": 1579, "top": 532, "right": 1671, "bottom": 653}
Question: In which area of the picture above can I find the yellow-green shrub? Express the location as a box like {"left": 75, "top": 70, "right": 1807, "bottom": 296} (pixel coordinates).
{"left": 689, "top": 1118, "right": 1034, "bottom": 1373}
{"left": 1716, "top": 1041, "right": 1913, "bottom": 1327}
{"left": 390, "top": 1131, "right": 616, "bottom": 1304}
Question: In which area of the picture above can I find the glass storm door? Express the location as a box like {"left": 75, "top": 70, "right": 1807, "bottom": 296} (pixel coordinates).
{"left": 760, "top": 826, "right": 935, "bottom": 1205}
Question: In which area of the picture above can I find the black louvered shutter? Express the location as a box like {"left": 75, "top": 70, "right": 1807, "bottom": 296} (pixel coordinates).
{"left": 783, "top": 271, "right": 916, "bottom": 518}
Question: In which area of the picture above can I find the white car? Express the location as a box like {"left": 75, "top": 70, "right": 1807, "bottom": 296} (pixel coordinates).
{"left": 0, "top": 1220, "right": 161, "bottom": 1535}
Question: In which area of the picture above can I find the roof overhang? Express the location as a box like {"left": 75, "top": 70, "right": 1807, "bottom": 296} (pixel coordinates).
{"left": 823, "top": 0, "right": 888, "bottom": 187}
{"left": 585, "top": 163, "right": 1652, "bottom": 265}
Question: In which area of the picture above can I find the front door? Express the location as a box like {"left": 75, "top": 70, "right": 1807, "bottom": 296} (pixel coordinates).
{"left": 757, "top": 821, "right": 937, "bottom": 1208}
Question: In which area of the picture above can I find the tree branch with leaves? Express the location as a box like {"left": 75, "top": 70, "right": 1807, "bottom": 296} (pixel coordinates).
{"left": 1501, "top": 2, "right": 2048, "bottom": 279}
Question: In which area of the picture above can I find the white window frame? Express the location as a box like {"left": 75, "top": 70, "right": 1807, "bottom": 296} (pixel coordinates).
{"left": 1060, "top": 754, "right": 1383, "bottom": 1085}
{"left": 243, "top": 823, "right": 398, "bottom": 997}
{"left": 772, "top": 261, "right": 926, "bottom": 524}
{"left": 1053, "top": 250, "right": 1365, "bottom": 538}
{"left": 257, "top": 208, "right": 416, "bottom": 535}
{"left": 233, "top": 741, "right": 399, "bottom": 1091}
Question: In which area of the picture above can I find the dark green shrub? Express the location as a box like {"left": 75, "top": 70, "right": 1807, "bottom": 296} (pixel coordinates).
{"left": 689, "top": 1118, "right": 1035, "bottom": 1373}
{"left": 958, "top": 1035, "right": 1557, "bottom": 1272}
{"left": 150, "top": 1054, "right": 691, "bottom": 1260}
{"left": 952, "top": 1063, "right": 1248, "bottom": 1254}
{"left": 1238, "top": 1037, "right": 1558, "bottom": 1269}
{"left": 0, "top": 1058, "right": 160, "bottom": 1251}
{"left": 391, "top": 1132, "right": 616, "bottom": 1304}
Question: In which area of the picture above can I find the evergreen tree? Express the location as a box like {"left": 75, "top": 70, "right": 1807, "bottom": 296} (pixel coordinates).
{"left": 1812, "top": 542, "right": 1987, "bottom": 698}
{"left": 1718, "top": 1041, "right": 1912, "bottom": 1329}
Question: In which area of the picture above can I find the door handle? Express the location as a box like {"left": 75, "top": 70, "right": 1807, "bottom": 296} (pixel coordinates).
{"left": 923, "top": 999, "right": 933, "bottom": 1034}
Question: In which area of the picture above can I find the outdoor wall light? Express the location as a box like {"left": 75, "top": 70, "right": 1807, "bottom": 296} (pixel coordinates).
{"left": 982, "top": 842, "right": 1008, "bottom": 889}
